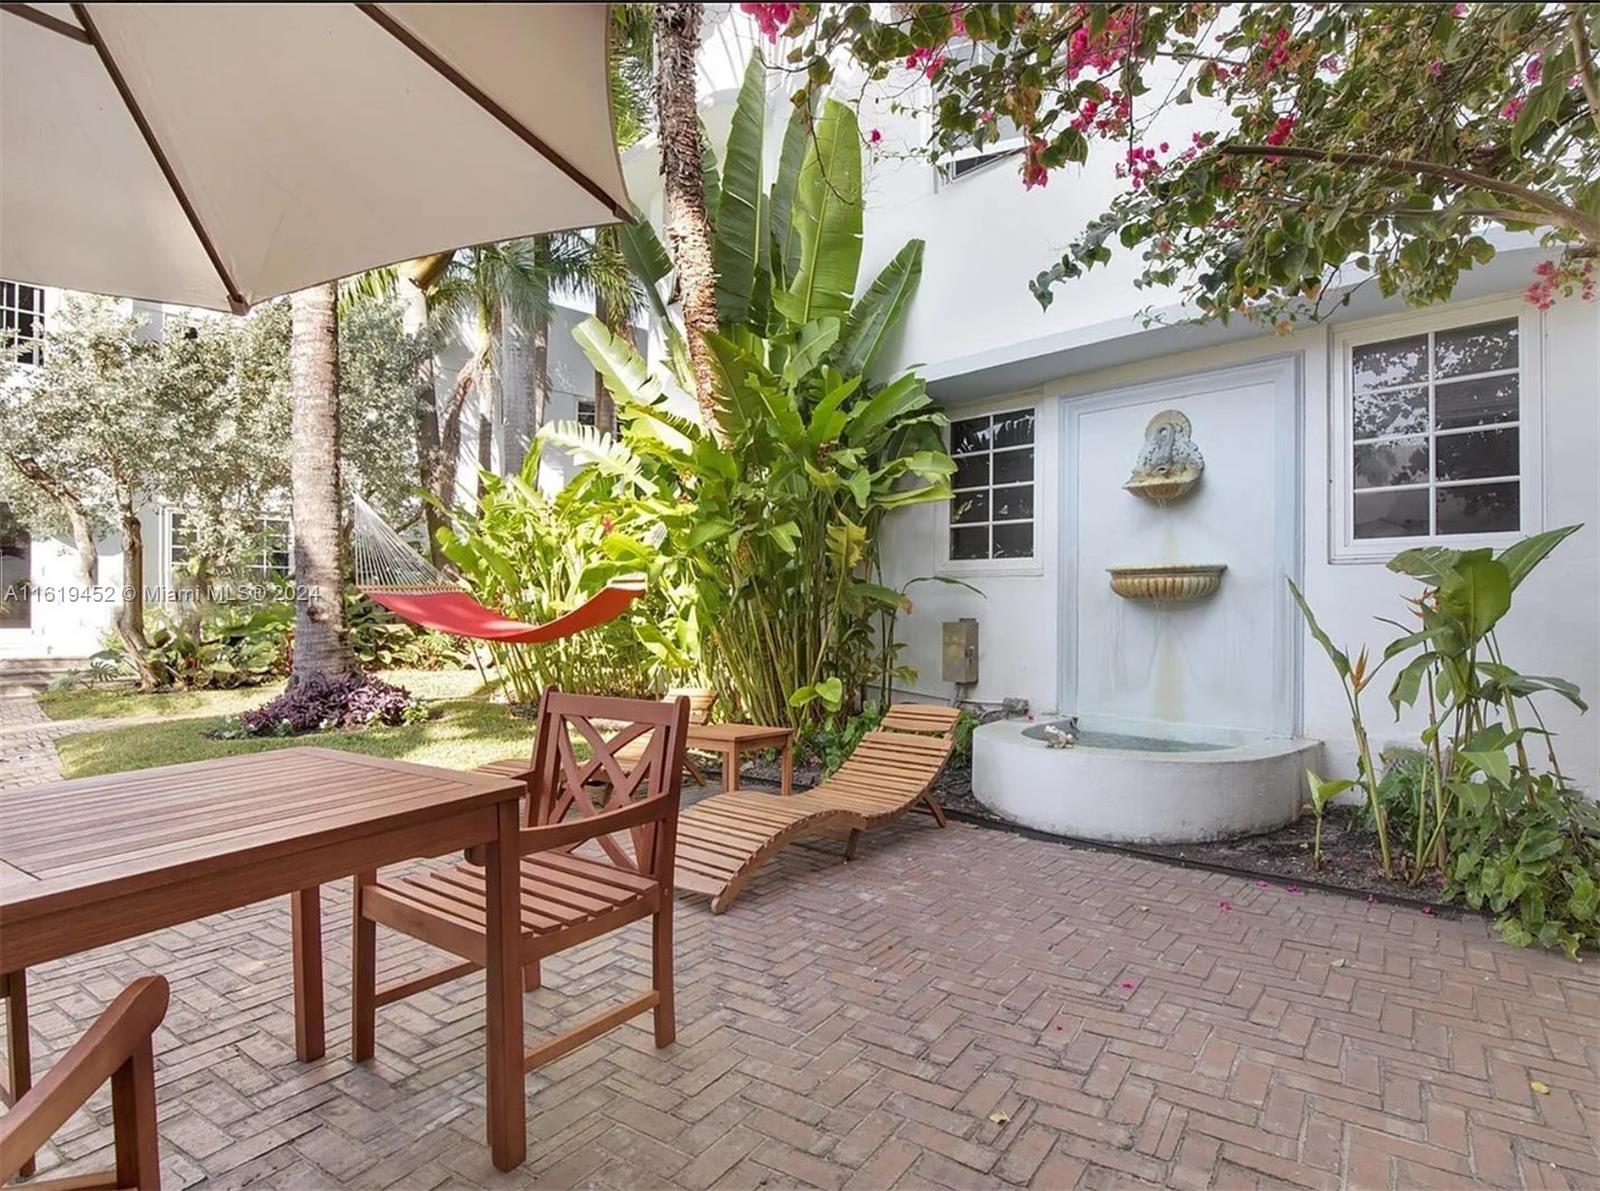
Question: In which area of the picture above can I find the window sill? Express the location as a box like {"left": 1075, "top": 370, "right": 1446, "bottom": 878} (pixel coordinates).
{"left": 936, "top": 559, "right": 1045, "bottom": 580}
{"left": 1330, "top": 530, "right": 1529, "bottom": 566}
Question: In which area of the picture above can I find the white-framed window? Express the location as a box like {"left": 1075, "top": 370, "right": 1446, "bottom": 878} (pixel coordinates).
{"left": 932, "top": 41, "right": 1024, "bottom": 186}
{"left": 947, "top": 407, "right": 1036, "bottom": 562}
{"left": 169, "top": 511, "right": 293, "bottom": 592}
{"left": 0, "top": 281, "right": 46, "bottom": 367}
{"left": 1333, "top": 300, "right": 1541, "bottom": 560}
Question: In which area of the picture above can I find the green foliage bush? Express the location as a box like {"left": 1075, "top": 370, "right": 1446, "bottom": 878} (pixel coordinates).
{"left": 1294, "top": 526, "right": 1598, "bottom": 956}
{"left": 438, "top": 464, "right": 691, "bottom": 703}
{"left": 542, "top": 60, "right": 952, "bottom": 728}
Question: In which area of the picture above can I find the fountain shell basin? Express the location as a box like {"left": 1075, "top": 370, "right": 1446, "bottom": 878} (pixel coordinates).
{"left": 973, "top": 719, "right": 1321, "bottom": 844}
{"left": 1107, "top": 563, "right": 1226, "bottom": 602}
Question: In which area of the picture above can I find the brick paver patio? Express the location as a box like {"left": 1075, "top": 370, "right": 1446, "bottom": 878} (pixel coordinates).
{"left": 7, "top": 785, "right": 1599, "bottom": 1189}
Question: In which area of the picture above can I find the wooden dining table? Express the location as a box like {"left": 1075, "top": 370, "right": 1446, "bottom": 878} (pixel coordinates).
{"left": 0, "top": 747, "right": 532, "bottom": 1171}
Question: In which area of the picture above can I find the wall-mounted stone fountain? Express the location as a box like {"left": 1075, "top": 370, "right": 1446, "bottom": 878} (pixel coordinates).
{"left": 1111, "top": 411, "right": 1224, "bottom": 601}
{"left": 975, "top": 369, "right": 1317, "bottom": 847}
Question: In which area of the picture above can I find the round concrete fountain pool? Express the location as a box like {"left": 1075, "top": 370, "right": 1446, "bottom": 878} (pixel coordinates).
{"left": 972, "top": 719, "right": 1320, "bottom": 844}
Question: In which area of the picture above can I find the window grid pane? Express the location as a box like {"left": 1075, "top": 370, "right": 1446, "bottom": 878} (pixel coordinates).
{"left": 0, "top": 281, "right": 46, "bottom": 366}
{"left": 949, "top": 410, "right": 1034, "bottom": 561}
{"left": 1351, "top": 319, "right": 1520, "bottom": 541}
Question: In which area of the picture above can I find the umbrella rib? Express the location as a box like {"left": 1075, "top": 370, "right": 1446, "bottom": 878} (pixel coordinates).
{"left": 1, "top": 3, "right": 92, "bottom": 43}
{"left": 355, "top": 2, "right": 631, "bottom": 225}
{"left": 70, "top": 3, "right": 249, "bottom": 314}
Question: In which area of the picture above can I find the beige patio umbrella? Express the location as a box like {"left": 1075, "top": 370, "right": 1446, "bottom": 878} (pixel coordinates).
{"left": 0, "top": 3, "right": 632, "bottom": 312}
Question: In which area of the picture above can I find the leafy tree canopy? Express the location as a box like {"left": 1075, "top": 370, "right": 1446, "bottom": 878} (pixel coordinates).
{"left": 0, "top": 294, "right": 424, "bottom": 579}
{"left": 754, "top": 2, "right": 1599, "bottom": 326}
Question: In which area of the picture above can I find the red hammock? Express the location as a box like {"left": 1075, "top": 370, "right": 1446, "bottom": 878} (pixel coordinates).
{"left": 351, "top": 494, "right": 645, "bottom": 644}
{"left": 362, "top": 580, "right": 645, "bottom": 644}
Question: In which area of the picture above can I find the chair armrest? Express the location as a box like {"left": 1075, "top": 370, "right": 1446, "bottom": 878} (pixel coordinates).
{"left": 473, "top": 757, "right": 536, "bottom": 784}
{"left": 519, "top": 794, "right": 674, "bottom": 857}
{"left": 0, "top": 976, "right": 169, "bottom": 1182}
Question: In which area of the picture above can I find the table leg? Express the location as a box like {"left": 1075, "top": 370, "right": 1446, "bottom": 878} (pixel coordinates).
{"left": 780, "top": 740, "right": 794, "bottom": 797}
{"left": 720, "top": 744, "right": 737, "bottom": 794}
{"left": 484, "top": 800, "right": 526, "bottom": 1171}
{"left": 291, "top": 888, "right": 325, "bottom": 1061}
{"left": 4, "top": 970, "right": 35, "bottom": 1178}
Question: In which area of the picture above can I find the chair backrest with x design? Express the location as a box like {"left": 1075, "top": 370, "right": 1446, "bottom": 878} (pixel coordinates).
{"left": 523, "top": 688, "right": 691, "bottom": 879}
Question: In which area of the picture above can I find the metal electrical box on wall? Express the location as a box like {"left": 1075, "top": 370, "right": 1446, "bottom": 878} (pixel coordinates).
{"left": 942, "top": 619, "right": 978, "bottom": 684}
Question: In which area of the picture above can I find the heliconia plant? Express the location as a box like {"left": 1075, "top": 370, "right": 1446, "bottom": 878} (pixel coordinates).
{"left": 541, "top": 52, "right": 956, "bottom": 728}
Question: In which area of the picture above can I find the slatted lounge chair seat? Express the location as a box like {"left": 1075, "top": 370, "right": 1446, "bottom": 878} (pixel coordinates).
{"left": 673, "top": 704, "right": 964, "bottom": 913}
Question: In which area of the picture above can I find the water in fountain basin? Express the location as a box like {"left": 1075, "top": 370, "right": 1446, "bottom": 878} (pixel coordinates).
{"left": 1020, "top": 720, "right": 1226, "bottom": 752}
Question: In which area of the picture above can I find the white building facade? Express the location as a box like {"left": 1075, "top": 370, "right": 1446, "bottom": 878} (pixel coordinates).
{"left": 647, "top": 12, "right": 1600, "bottom": 790}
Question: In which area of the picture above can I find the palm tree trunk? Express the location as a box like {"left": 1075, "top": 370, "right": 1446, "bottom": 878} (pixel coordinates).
{"left": 288, "top": 282, "right": 356, "bottom": 685}
{"left": 529, "top": 305, "right": 551, "bottom": 448}
{"left": 653, "top": 3, "right": 722, "bottom": 435}
{"left": 593, "top": 239, "right": 619, "bottom": 436}
{"left": 399, "top": 276, "right": 447, "bottom": 568}
{"left": 475, "top": 305, "right": 502, "bottom": 499}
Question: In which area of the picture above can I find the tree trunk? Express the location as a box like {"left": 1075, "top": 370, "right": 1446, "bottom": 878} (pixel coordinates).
{"left": 399, "top": 276, "right": 447, "bottom": 569}
{"left": 653, "top": 3, "right": 722, "bottom": 435}
{"left": 113, "top": 486, "right": 158, "bottom": 691}
{"left": 593, "top": 257, "right": 618, "bottom": 437}
{"left": 7, "top": 454, "right": 98, "bottom": 586}
{"left": 288, "top": 282, "right": 356, "bottom": 685}
{"left": 529, "top": 304, "right": 551, "bottom": 458}
{"left": 474, "top": 306, "right": 502, "bottom": 501}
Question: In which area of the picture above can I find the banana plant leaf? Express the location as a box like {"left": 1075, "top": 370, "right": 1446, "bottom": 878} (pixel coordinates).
{"left": 712, "top": 53, "right": 767, "bottom": 328}
{"left": 775, "top": 99, "right": 862, "bottom": 326}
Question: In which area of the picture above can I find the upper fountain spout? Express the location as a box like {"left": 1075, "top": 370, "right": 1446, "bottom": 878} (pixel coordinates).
{"left": 1125, "top": 409, "right": 1204, "bottom": 503}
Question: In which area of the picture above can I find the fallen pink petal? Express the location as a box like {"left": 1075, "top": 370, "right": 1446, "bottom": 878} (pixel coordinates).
{"left": 1219, "top": 900, "right": 1232, "bottom": 911}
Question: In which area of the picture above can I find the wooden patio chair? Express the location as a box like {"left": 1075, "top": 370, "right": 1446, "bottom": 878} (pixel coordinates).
{"left": 476, "top": 687, "right": 716, "bottom": 794}
{"left": 0, "top": 976, "right": 169, "bottom": 1190}
{"left": 351, "top": 689, "right": 690, "bottom": 1073}
{"left": 674, "top": 703, "right": 964, "bottom": 914}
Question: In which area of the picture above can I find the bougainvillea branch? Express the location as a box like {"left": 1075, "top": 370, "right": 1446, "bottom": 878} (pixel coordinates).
{"left": 767, "top": 2, "right": 1600, "bottom": 326}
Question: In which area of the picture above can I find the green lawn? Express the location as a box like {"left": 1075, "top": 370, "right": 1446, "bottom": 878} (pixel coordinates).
{"left": 39, "top": 669, "right": 490, "bottom": 721}
{"left": 46, "top": 670, "right": 534, "bottom": 780}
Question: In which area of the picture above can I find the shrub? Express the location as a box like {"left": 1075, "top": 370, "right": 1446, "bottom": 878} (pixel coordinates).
{"left": 137, "top": 602, "right": 291, "bottom": 690}
{"left": 220, "top": 674, "right": 426, "bottom": 738}
{"left": 1293, "top": 525, "right": 1594, "bottom": 956}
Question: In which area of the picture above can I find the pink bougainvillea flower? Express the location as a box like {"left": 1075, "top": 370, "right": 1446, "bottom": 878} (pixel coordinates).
{"left": 869, "top": 128, "right": 883, "bottom": 145}
{"left": 1264, "top": 113, "right": 1297, "bottom": 147}
{"left": 1421, "top": 905, "right": 1436, "bottom": 917}
{"left": 1219, "top": 900, "right": 1232, "bottom": 912}
{"left": 1427, "top": 59, "right": 1444, "bottom": 78}
{"left": 1526, "top": 54, "right": 1543, "bottom": 84}
{"left": 1022, "top": 138, "right": 1051, "bottom": 190}
{"left": 1286, "top": 884, "right": 1302, "bottom": 894}
{"left": 1367, "top": 894, "right": 1378, "bottom": 905}
{"left": 1255, "top": 879, "right": 1268, "bottom": 888}
{"left": 740, "top": 2, "right": 802, "bottom": 42}
{"left": 1120, "top": 981, "right": 1137, "bottom": 992}
{"left": 1501, "top": 96, "right": 1526, "bottom": 121}
{"left": 1451, "top": 2, "right": 1468, "bottom": 16}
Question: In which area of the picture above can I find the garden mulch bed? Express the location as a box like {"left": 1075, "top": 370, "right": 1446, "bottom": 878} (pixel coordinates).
{"left": 730, "top": 750, "right": 1455, "bottom": 912}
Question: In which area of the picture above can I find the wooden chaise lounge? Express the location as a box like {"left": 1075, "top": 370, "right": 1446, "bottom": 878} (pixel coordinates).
{"left": 672, "top": 703, "right": 964, "bottom": 913}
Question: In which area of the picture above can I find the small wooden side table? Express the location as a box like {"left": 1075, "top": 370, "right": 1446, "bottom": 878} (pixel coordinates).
{"left": 686, "top": 723, "right": 794, "bottom": 796}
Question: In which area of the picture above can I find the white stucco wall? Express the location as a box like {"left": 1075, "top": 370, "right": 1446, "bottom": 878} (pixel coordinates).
{"left": 880, "top": 297, "right": 1600, "bottom": 790}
